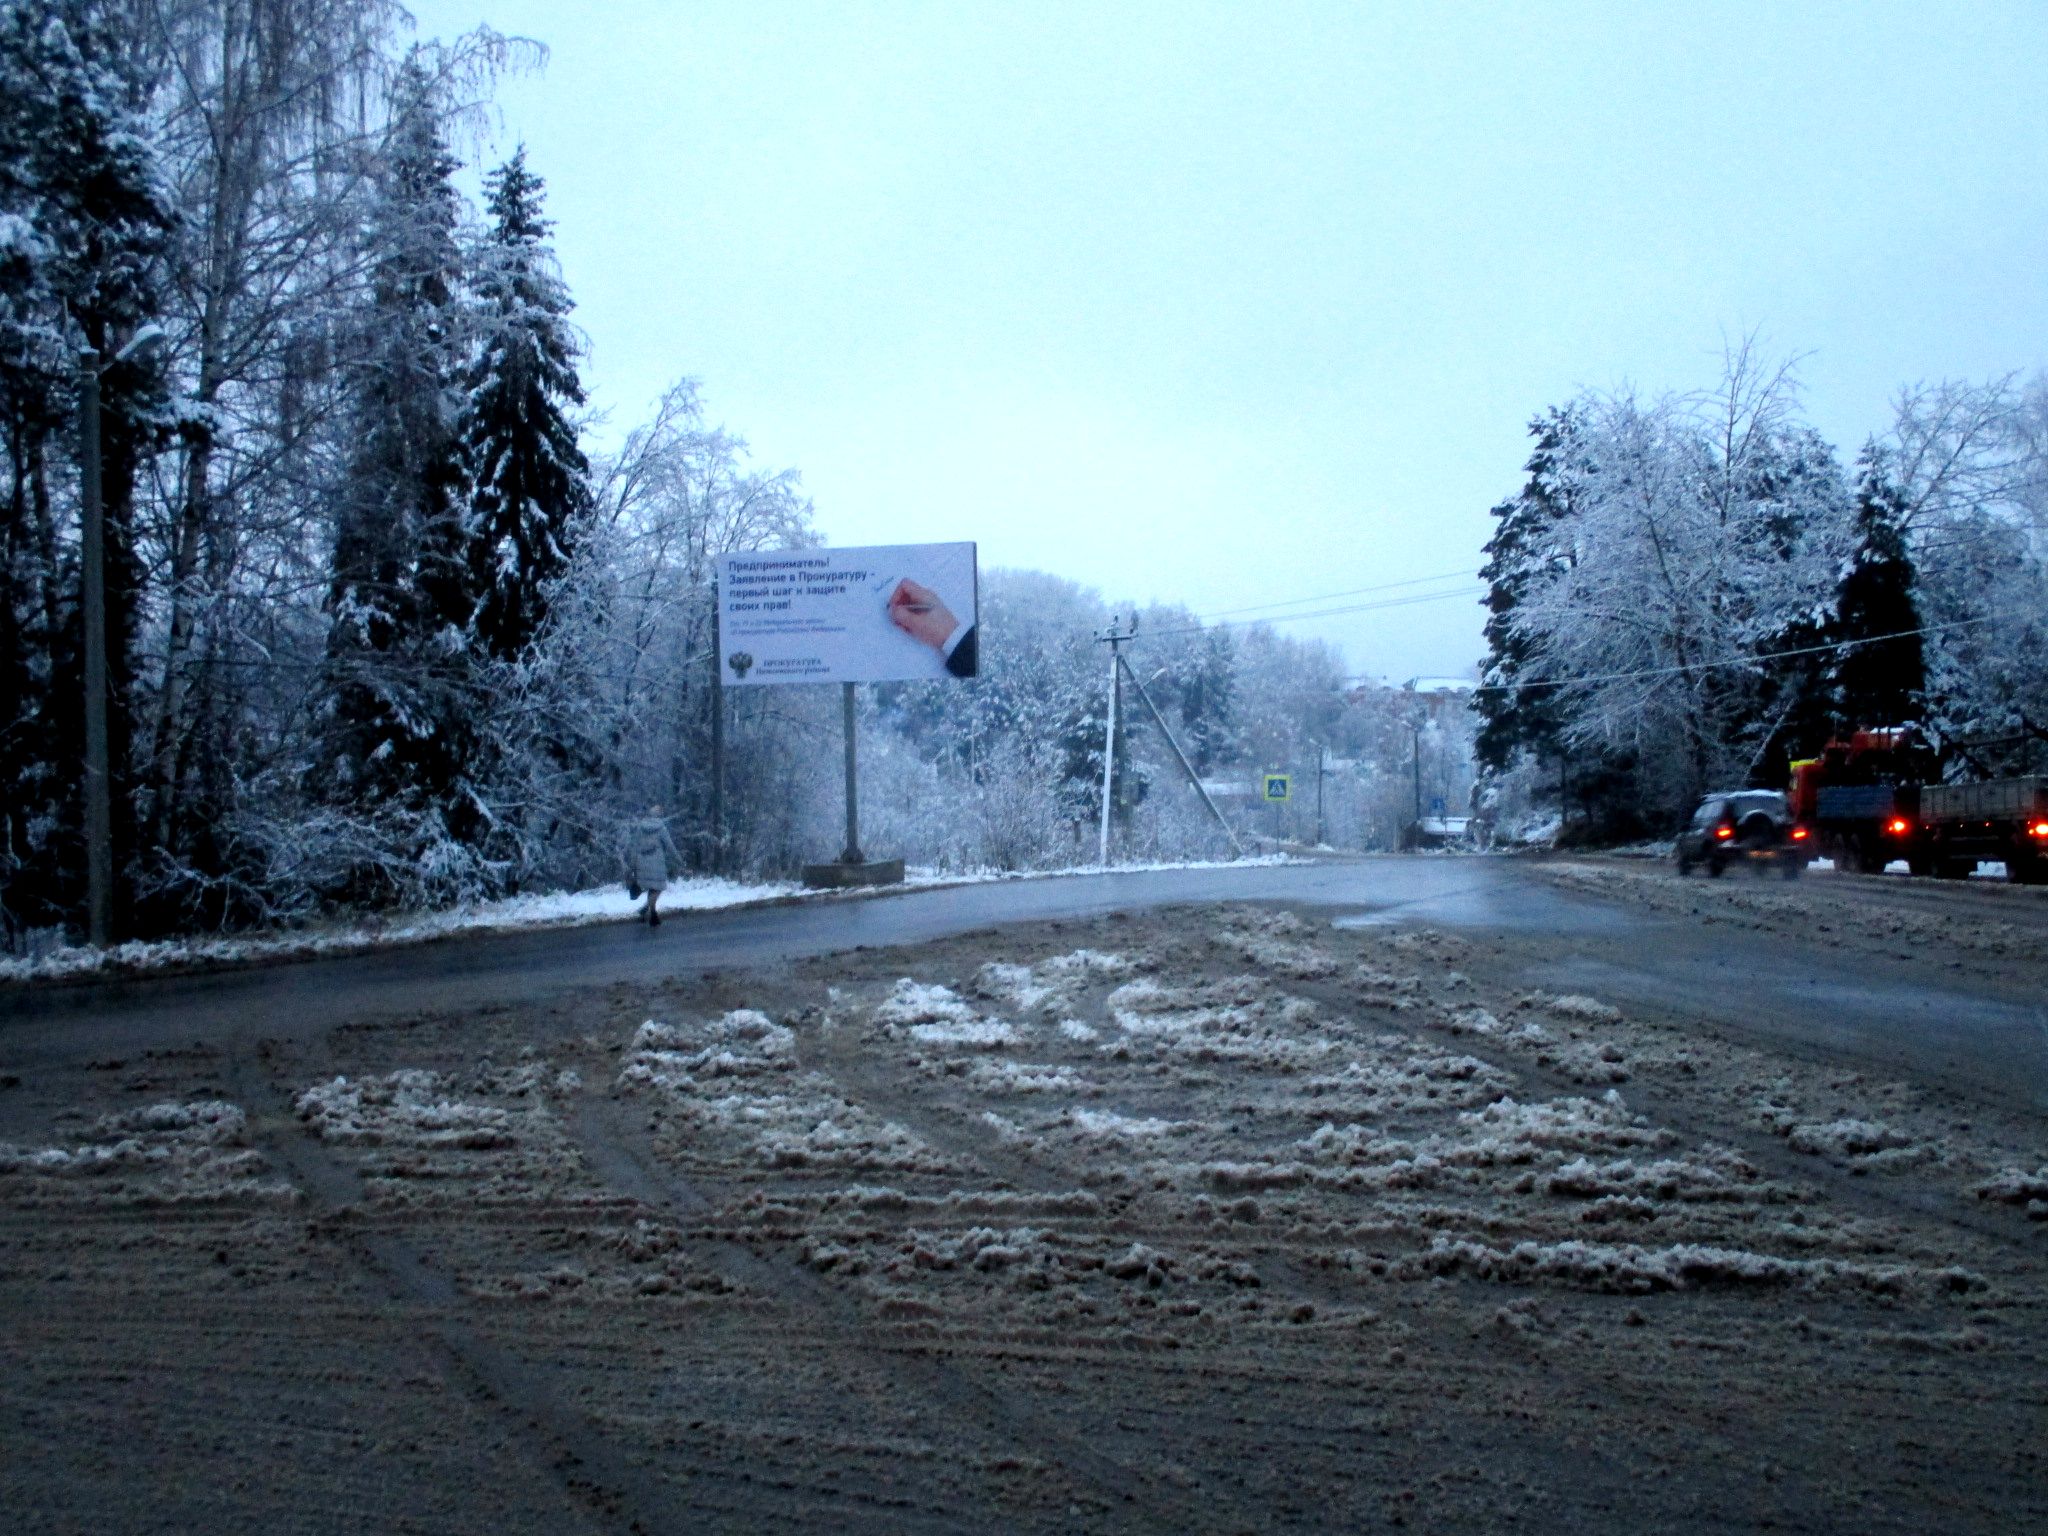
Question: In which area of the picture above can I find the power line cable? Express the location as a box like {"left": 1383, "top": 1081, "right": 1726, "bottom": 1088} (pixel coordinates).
{"left": 1413, "top": 613, "right": 2008, "bottom": 696}
{"left": 1191, "top": 568, "right": 1478, "bottom": 624}
{"left": 1140, "top": 584, "right": 1488, "bottom": 641}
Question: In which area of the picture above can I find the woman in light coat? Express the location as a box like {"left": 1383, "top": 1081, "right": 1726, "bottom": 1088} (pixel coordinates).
{"left": 624, "top": 806, "right": 683, "bottom": 926}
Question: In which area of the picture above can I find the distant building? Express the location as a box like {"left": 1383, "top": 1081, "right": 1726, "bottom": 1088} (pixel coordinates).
{"left": 1404, "top": 815, "right": 1474, "bottom": 849}
{"left": 1403, "top": 676, "right": 1476, "bottom": 697}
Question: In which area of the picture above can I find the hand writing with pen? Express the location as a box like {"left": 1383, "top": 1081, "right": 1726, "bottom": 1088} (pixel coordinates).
{"left": 885, "top": 578, "right": 959, "bottom": 651}
{"left": 886, "top": 577, "right": 978, "bottom": 678}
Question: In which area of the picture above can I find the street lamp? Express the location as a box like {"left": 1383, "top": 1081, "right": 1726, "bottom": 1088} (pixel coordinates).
{"left": 77, "top": 323, "right": 164, "bottom": 947}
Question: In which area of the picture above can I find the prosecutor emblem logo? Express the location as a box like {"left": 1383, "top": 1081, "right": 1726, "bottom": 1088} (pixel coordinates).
{"left": 727, "top": 651, "right": 754, "bottom": 679}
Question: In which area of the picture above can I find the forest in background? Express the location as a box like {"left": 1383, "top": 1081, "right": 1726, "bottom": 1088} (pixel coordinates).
{"left": 10, "top": 3, "right": 2041, "bottom": 950}
{"left": 1477, "top": 347, "right": 2048, "bottom": 841}
{"left": 3, "top": 2, "right": 1443, "bottom": 949}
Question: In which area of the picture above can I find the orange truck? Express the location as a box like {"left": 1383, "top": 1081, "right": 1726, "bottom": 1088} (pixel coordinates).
{"left": 1788, "top": 729, "right": 2048, "bottom": 883}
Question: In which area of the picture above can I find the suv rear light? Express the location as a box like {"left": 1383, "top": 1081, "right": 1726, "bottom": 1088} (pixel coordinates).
{"left": 1713, "top": 825, "right": 1734, "bottom": 840}
{"left": 1789, "top": 825, "right": 1810, "bottom": 841}
{"left": 2031, "top": 820, "right": 2048, "bottom": 839}
{"left": 1885, "top": 817, "right": 1911, "bottom": 836}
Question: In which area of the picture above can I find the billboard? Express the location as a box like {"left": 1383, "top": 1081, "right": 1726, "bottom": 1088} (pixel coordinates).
{"left": 716, "top": 542, "right": 979, "bottom": 686}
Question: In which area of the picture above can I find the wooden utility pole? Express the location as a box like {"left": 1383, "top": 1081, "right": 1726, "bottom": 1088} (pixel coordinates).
{"left": 1315, "top": 742, "right": 1325, "bottom": 847}
{"left": 1412, "top": 715, "right": 1424, "bottom": 826}
{"left": 1095, "top": 616, "right": 1135, "bottom": 865}
{"left": 78, "top": 349, "right": 112, "bottom": 948}
{"left": 72, "top": 326, "right": 160, "bottom": 945}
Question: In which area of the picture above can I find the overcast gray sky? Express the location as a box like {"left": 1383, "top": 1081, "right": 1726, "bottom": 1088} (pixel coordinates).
{"left": 409, "top": 1, "right": 2047, "bottom": 681}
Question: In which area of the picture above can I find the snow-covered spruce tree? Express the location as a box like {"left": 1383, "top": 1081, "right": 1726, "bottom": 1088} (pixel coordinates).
{"left": 1474, "top": 409, "right": 1630, "bottom": 835}
{"left": 1474, "top": 408, "right": 1589, "bottom": 808}
{"left": 456, "top": 148, "right": 591, "bottom": 662}
{"left": 0, "top": 1, "right": 174, "bottom": 938}
{"left": 1828, "top": 444, "right": 1924, "bottom": 732}
{"left": 1741, "top": 419, "right": 1860, "bottom": 788}
{"left": 311, "top": 62, "right": 484, "bottom": 905}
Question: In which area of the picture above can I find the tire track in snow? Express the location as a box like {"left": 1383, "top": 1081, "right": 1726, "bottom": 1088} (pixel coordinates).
{"left": 566, "top": 1092, "right": 1204, "bottom": 1536}
{"left": 855, "top": 915, "right": 2017, "bottom": 1527}
{"left": 1375, "top": 939, "right": 2047, "bottom": 1261}
{"left": 795, "top": 1014, "right": 1745, "bottom": 1523}
{"left": 226, "top": 1048, "right": 683, "bottom": 1536}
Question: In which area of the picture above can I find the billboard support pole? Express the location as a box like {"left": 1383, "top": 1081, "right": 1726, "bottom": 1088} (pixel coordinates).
{"left": 839, "top": 681, "right": 864, "bottom": 865}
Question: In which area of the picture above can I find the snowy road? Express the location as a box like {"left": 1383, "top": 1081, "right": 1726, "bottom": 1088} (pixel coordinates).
{"left": 3, "top": 858, "right": 2046, "bottom": 1533}
{"left": 5, "top": 855, "right": 2046, "bottom": 1110}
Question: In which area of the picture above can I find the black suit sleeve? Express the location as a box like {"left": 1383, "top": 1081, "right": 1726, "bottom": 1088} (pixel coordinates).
{"left": 944, "top": 624, "right": 978, "bottom": 679}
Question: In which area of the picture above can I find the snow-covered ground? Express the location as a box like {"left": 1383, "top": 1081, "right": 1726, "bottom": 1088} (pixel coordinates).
{"left": 1585, "top": 847, "right": 2012, "bottom": 880}
{"left": 0, "top": 875, "right": 801, "bottom": 985}
{"left": 0, "top": 854, "right": 1296, "bottom": 986}
{"left": 6, "top": 894, "right": 2040, "bottom": 1530}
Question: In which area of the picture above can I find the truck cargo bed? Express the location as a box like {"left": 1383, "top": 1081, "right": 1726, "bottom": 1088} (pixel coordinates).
{"left": 1920, "top": 776, "right": 2048, "bottom": 824}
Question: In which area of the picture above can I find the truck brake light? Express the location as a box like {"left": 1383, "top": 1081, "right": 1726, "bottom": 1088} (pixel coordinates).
{"left": 2031, "top": 820, "right": 2048, "bottom": 839}
{"left": 1885, "top": 817, "right": 1911, "bottom": 836}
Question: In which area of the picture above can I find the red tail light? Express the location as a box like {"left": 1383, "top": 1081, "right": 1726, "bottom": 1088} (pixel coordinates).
{"left": 2031, "top": 821, "right": 2048, "bottom": 839}
{"left": 1790, "top": 826, "right": 1810, "bottom": 841}
{"left": 1885, "top": 817, "right": 1911, "bottom": 836}
{"left": 1714, "top": 825, "right": 1734, "bottom": 840}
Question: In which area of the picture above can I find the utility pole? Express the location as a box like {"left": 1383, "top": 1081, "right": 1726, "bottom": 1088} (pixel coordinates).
{"left": 1315, "top": 742, "right": 1325, "bottom": 847}
{"left": 1411, "top": 711, "right": 1424, "bottom": 830}
{"left": 77, "top": 347, "right": 112, "bottom": 948}
{"left": 71, "top": 325, "right": 160, "bottom": 947}
{"left": 1095, "top": 615, "right": 1135, "bottom": 866}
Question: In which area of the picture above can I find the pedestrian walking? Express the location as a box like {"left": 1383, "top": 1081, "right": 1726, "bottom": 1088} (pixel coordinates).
{"left": 623, "top": 806, "right": 682, "bottom": 926}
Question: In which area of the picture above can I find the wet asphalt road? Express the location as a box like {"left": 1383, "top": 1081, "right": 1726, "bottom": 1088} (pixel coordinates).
{"left": 2, "top": 856, "right": 2044, "bottom": 1109}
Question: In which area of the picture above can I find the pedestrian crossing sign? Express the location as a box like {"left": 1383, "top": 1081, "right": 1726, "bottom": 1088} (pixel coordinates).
{"left": 1263, "top": 774, "right": 1291, "bottom": 802}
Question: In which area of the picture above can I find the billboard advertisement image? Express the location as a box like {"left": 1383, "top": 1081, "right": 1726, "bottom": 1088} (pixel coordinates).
{"left": 716, "top": 542, "right": 979, "bottom": 686}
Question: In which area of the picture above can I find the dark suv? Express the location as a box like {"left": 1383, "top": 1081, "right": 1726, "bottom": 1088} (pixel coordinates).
{"left": 1674, "top": 790, "right": 1803, "bottom": 878}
